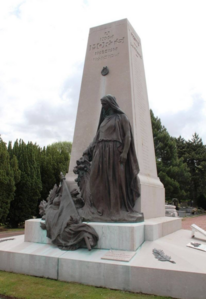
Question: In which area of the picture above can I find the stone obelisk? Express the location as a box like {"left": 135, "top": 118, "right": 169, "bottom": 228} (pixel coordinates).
{"left": 67, "top": 19, "right": 165, "bottom": 219}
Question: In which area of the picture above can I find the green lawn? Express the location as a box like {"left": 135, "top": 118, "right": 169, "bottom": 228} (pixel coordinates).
{"left": 0, "top": 271, "right": 172, "bottom": 299}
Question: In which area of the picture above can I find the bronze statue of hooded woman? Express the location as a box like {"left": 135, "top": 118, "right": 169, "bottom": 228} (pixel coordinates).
{"left": 75, "top": 95, "right": 144, "bottom": 223}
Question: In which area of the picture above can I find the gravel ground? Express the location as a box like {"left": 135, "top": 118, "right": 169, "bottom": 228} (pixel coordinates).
{"left": 181, "top": 214, "right": 206, "bottom": 230}
{"left": 0, "top": 231, "right": 24, "bottom": 239}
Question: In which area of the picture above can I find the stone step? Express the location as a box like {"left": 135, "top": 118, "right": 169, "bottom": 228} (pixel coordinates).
{"left": 24, "top": 217, "right": 182, "bottom": 251}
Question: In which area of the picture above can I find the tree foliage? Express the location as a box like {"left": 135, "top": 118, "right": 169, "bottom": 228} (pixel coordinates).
{"left": 0, "top": 138, "right": 71, "bottom": 227}
{"left": 39, "top": 142, "right": 71, "bottom": 203}
{"left": 151, "top": 110, "right": 191, "bottom": 201}
{"left": 175, "top": 133, "right": 206, "bottom": 206}
{"left": 7, "top": 140, "right": 42, "bottom": 227}
{"left": 0, "top": 137, "right": 18, "bottom": 223}
{"left": 48, "top": 141, "right": 72, "bottom": 155}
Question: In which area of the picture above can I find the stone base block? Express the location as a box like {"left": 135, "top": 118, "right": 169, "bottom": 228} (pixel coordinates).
{"left": 1, "top": 230, "right": 206, "bottom": 299}
{"left": 144, "top": 217, "right": 182, "bottom": 241}
{"left": 24, "top": 219, "right": 51, "bottom": 244}
{"left": 85, "top": 222, "right": 144, "bottom": 251}
{"left": 136, "top": 174, "right": 165, "bottom": 219}
{"left": 165, "top": 205, "right": 178, "bottom": 217}
{"left": 24, "top": 217, "right": 181, "bottom": 251}
{"left": 0, "top": 236, "right": 63, "bottom": 279}
{"left": 24, "top": 219, "right": 145, "bottom": 251}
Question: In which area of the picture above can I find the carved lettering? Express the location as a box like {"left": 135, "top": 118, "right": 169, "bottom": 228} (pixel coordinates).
{"left": 95, "top": 47, "right": 118, "bottom": 56}
{"left": 130, "top": 31, "right": 142, "bottom": 59}
{"left": 131, "top": 32, "right": 140, "bottom": 47}
{"left": 89, "top": 29, "right": 125, "bottom": 61}
{"left": 89, "top": 28, "right": 125, "bottom": 52}
{"left": 114, "top": 37, "right": 125, "bottom": 46}
{"left": 93, "top": 53, "right": 119, "bottom": 61}
{"left": 89, "top": 38, "right": 124, "bottom": 51}
{"left": 139, "top": 105, "right": 150, "bottom": 169}
{"left": 100, "top": 35, "right": 114, "bottom": 41}
{"left": 131, "top": 43, "right": 142, "bottom": 59}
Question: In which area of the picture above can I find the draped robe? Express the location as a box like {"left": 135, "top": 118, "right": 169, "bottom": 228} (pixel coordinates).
{"left": 82, "top": 111, "right": 143, "bottom": 222}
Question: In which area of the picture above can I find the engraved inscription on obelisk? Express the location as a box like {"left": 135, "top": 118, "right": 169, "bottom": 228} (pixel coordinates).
{"left": 67, "top": 19, "right": 165, "bottom": 219}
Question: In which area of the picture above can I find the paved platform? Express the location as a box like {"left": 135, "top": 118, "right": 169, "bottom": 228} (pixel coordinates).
{"left": 0, "top": 231, "right": 24, "bottom": 239}
{"left": 0, "top": 229, "right": 206, "bottom": 299}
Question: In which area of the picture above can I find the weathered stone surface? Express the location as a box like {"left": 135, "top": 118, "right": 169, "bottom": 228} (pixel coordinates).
{"left": 24, "top": 217, "right": 182, "bottom": 250}
{"left": 165, "top": 205, "right": 178, "bottom": 217}
{"left": 1, "top": 230, "right": 206, "bottom": 299}
{"left": 101, "top": 250, "right": 136, "bottom": 262}
{"left": 24, "top": 219, "right": 51, "bottom": 244}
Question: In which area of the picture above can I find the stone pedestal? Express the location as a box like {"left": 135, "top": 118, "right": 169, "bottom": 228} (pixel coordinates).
{"left": 25, "top": 219, "right": 144, "bottom": 251}
{"left": 165, "top": 204, "right": 178, "bottom": 217}
{"left": 2, "top": 220, "right": 206, "bottom": 299}
{"left": 66, "top": 19, "right": 165, "bottom": 219}
{"left": 24, "top": 217, "right": 182, "bottom": 250}
{"left": 24, "top": 219, "right": 51, "bottom": 244}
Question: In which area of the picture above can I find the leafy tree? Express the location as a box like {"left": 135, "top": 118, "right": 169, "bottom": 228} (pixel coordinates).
{"left": 48, "top": 141, "right": 72, "bottom": 156}
{"left": 0, "top": 137, "right": 21, "bottom": 223}
{"left": 151, "top": 110, "right": 190, "bottom": 201}
{"left": 175, "top": 133, "right": 206, "bottom": 206}
{"left": 197, "top": 194, "right": 206, "bottom": 210}
{"left": 46, "top": 142, "right": 70, "bottom": 178}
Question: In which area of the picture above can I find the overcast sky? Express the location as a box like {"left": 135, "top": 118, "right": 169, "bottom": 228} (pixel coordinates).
{"left": 0, "top": 0, "right": 206, "bottom": 147}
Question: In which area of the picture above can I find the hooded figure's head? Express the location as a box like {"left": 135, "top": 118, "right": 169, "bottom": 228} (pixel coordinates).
{"left": 100, "top": 95, "right": 123, "bottom": 112}
{"left": 97, "top": 95, "right": 124, "bottom": 130}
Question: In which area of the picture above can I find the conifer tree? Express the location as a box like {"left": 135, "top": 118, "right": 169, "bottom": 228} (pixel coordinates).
{"left": 176, "top": 133, "right": 206, "bottom": 206}
{"left": 39, "top": 142, "right": 70, "bottom": 202}
{"left": 150, "top": 110, "right": 190, "bottom": 201}
{"left": 0, "top": 137, "right": 16, "bottom": 223}
{"left": 7, "top": 140, "right": 42, "bottom": 227}
{"left": 8, "top": 141, "right": 21, "bottom": 185}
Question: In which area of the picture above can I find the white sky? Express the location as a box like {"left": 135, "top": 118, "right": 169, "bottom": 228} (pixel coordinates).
{"left": 0, "top": 0, "right": 206, "bottom": 147}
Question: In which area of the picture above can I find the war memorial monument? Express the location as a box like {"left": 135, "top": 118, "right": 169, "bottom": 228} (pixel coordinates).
{"left": 0, "top": 19, "right": 206, "bottom": 299}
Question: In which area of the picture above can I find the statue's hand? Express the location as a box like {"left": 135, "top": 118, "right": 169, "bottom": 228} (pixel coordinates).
{"left": 119, "top": 152, "right": 127, "bottom": 163}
